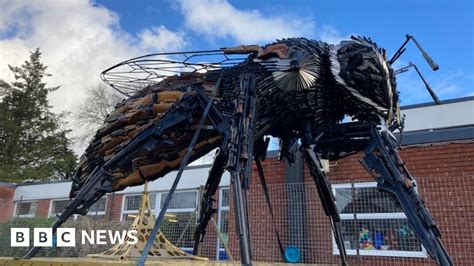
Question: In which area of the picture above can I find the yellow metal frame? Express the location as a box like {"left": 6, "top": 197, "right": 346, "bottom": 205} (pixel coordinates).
{"left": 88, "top": 182, "right": 206, "bottom": 261}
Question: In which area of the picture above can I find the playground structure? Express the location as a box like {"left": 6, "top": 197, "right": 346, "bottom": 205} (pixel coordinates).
{"left": 88, "top": 181, "right": 205, "bottom": 261}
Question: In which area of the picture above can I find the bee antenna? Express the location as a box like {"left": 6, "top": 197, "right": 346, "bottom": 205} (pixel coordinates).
{"left": 394, "top": 62, "right": 442, "bottom": 105}
{"left": 389, "top": 34, "right": 439, "bottom": 71}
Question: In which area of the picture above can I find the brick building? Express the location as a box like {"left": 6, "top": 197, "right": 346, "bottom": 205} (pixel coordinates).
{"left": 0, "top": 96, "right": 473, "bottom": 264}
{"left": 225, "top": 97, "right": 474, "bottom": 265}
{"left": 0, "top": 182, "right": 16, "bottom": 222}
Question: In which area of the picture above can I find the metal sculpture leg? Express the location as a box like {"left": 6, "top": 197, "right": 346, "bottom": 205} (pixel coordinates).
{"left": 229, "top": 168, "right": 252, "bottom": 265}
{"left": 302, "top": 145, "right": 348, "bottom": 266}
{"left": 192, "top": 149, "right": 228, "bottom": 254}
{"left": 23, "top": 168, "right": 111, "bottom": 259}
{"left": 225, "top": 73, "right": 257, "bottom": 265}
{"left": 137, "top": 91, "right": 217, "bottom": 266}
{"left": 361, "top": 125, "right": 452, "bottom": 266}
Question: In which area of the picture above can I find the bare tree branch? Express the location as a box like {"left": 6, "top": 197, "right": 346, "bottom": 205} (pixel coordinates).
{"left": 73, "top": 83, "right": 124, "bottom": 144}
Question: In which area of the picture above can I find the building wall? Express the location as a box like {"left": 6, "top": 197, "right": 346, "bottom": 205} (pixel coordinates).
{"left": 0, "top": 184, "right": 16, "bottom": 221}
{"left": 225, "top": 140, "right": 474, "bottom": 264}
{"left": 227, "top": 158, "right": 289, "bottom": 261}
{"left": 105, "top": 193, "right": 123, "bottom": 221}
{"left": 400, "top": 98, "right": 474, "bottom": 132}
{"left": 36, "top": 199, "right": 51, "bottom": 217}
{"left": 326, "top": 141, "right": 474, "bottom": 182}
{"left": 321, "top": 140, "right": 473, "bottom": 265}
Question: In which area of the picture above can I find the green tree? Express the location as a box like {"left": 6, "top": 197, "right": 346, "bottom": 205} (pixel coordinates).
{"left": 0, "top": 49, "right": 77, "bottom": 182}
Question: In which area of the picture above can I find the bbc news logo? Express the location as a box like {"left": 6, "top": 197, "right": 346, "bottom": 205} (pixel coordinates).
{"left": 11, "top": 228, "right": 138, "bottom": 247}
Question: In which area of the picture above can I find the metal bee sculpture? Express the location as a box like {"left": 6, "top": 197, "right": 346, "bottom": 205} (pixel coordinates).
{"left": 24, "top": 34, "right": 452, "bottom": 265}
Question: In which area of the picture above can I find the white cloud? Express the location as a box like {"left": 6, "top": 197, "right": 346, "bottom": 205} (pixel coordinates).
{"left": 178, "top": 0, "right": 316, "bottom": 44}
{"left": 317, "top": 25, "right": 351, "bottom": 44}
{"left": 138, "top": 26, "right": 186, "bottom": 51}
{"left": 0, "top": 0, "right": 186, "bottom": 154}
{"left": 0, "top": 0, "right": 185, "bottom": 114}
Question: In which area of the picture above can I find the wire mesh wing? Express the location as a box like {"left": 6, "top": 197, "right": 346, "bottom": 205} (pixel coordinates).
{"left": 101, "top": 49, "right": 249, "bottom": 97}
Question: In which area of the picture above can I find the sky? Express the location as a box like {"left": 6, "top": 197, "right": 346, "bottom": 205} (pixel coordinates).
{"left": 0, "top": 0, "right": 472, "bottom": 154}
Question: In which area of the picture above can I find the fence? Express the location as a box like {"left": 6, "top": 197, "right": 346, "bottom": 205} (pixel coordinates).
{"left": 226, "top": 177, "right": 474, "bottom": 265}
{"left": 1, "top": 176, "right": 473, "bottom": 265}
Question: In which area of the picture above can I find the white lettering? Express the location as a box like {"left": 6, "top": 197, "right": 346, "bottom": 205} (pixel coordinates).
{"left": 10, "top": 229, "right": 142, "bottom": 246}
{"left": 127, "top": 230, "right": 138, "bottom": 245}
{"left": 96, "top": 230, "right": 107, "bottom": 244}
{"left": 11, "top": 228, "right": 29, "bottom": 247}
{"left": 108, "top": 230, "right": 126, "bottom": 244}
{"left": 57, "top": 228, "right": 75, "bottom": 247}
{"left": 33, "top": 228, "right": 52, "bottom": 247}
{"left": 81, "top": 230, "right": 94, "bottom": 244}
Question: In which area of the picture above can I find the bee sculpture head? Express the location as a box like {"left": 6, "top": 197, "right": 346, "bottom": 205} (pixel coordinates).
{"left": 331, "top": 36, "right": 400, "bottom": 125}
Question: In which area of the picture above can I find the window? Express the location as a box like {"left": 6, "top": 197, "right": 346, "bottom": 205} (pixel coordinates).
{"left": 160, "top": 191, "right": 197, "bottom": 210}
{"left": 88, "top": 197, "right": 107, "bottom": 217}
{"left": 160, "top": 211, "right": 197, "bottom": 249}
{"left": 50, "top": 199, "right": 69, "bottom": 217}
{"left": 50, "top": 197, "right": 107, "bottom": 218}
{"left": 216, "top": 187, "right": 230, "bottom": 260}
{"left": 16, "top": 201, "right": 37, "bottom": 218}
{"left": 159, "top": 190, "right": 198, "bottom": 250}
{"left": 120, "top": 190, "right": 199, "bottom": 250}
{"left": 122, "top": 193, "right": 156, "bottom": 221}
{"left": 332, "top": 182, "right": 427, "bottom": 258}
{"left": 221, "top": 188, "right": 230, "bottom": 208}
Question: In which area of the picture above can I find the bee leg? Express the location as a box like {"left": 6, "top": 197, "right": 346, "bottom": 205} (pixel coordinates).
{"left": 361, "top": 126, "right": 452, "bottom": 266}
{"left": 137, "top": 89, "right": 219, "bottom": 266}
{"left": 22, "top": 167, "right": 112, "bottom": 259}
{"left": 302, "top": 145, "right": 348, "bottom": 266}
{"left": 192, "top": 149, "right": 229, "bottom": 255}
{"left": 225, "top": 73, "right": 258, "bottom": 265}
{"left": 191, "top": 85, "right": 233, "bottom": 255}
{"left": 301, "top": 119, "right": 348, "bottom": 265}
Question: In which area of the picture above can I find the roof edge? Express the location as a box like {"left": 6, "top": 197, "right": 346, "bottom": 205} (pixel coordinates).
{"left": 401, "top": 96, "right": 474, "bottom": 110}
{"left": 0, "top": 181, "right": 18, "bottom": 188}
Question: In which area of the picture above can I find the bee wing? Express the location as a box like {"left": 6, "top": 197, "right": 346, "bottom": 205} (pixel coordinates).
{"left": 101, "top": 49, "right": 249, "bottom": 97}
